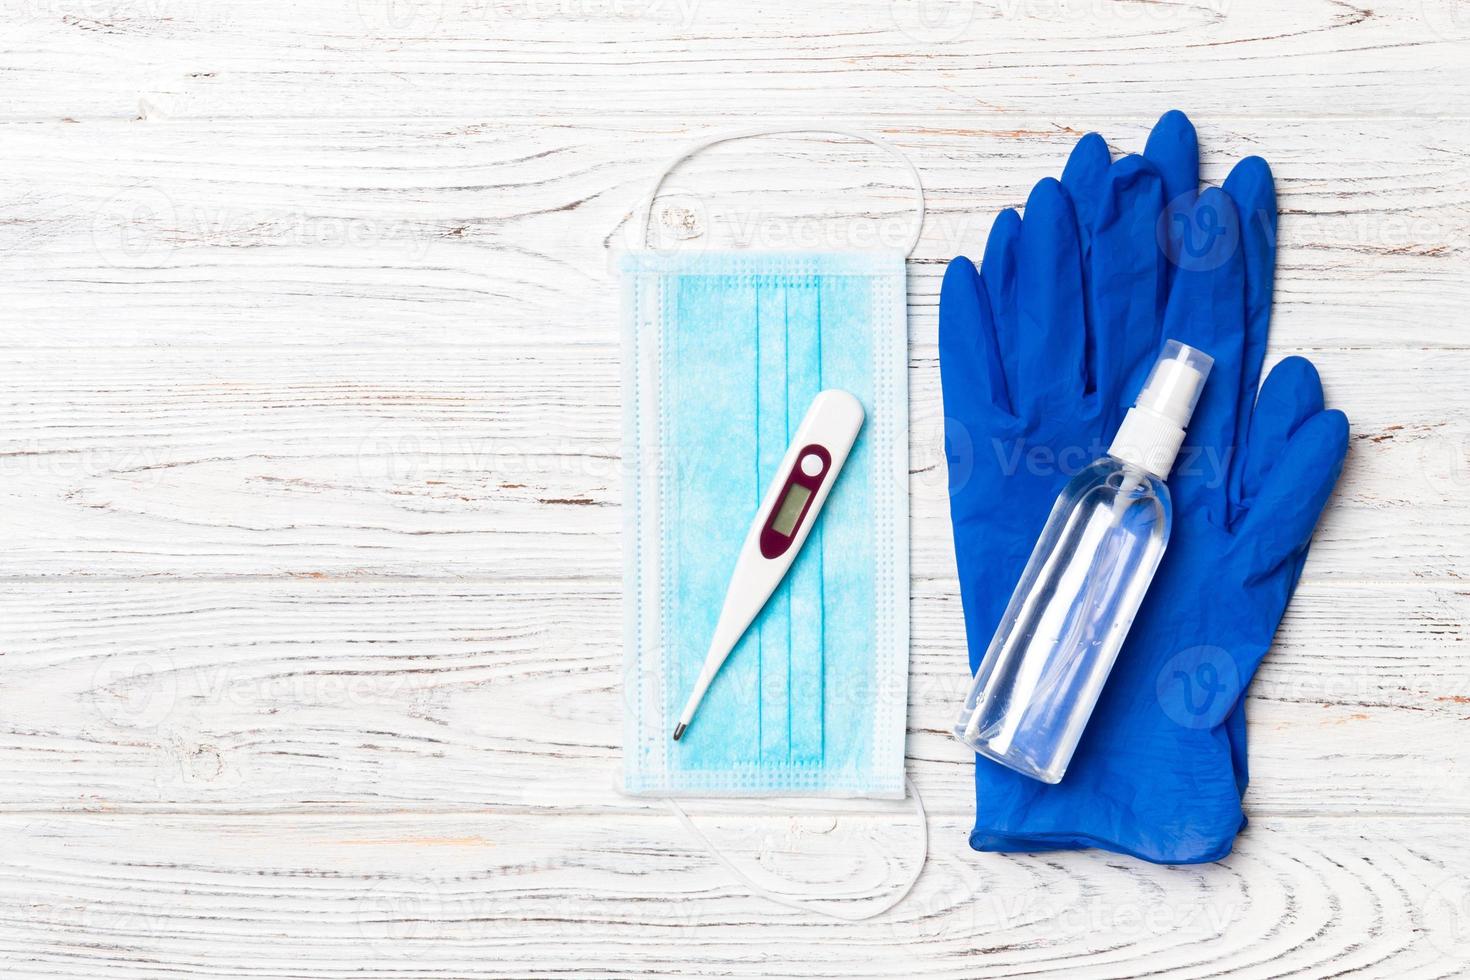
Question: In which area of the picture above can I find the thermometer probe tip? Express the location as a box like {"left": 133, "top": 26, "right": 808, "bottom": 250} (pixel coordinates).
{"left": 672, "top": 723, "right": 686, "bottom": 741}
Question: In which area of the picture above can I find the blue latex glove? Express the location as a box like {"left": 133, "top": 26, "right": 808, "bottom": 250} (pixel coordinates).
{"left": 940, "top": 111, "right": 1349, "bottom": 864}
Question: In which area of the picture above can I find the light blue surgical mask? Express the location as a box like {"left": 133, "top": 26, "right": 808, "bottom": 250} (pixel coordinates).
{"left": 618, "top": 130, "right": 922, "bottom": 802}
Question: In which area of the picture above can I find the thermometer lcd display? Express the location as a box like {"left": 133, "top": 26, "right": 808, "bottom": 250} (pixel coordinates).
{"left": 770, "top": 483, "right": 813, "bottom": 537}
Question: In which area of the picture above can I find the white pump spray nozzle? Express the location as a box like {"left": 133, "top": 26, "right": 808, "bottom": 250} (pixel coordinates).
{"left": 1108, "top": 340, "right": 1214, "bottom": 478}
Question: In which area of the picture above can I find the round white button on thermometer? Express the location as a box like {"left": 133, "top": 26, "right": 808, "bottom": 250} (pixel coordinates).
{"left": 800, "top": 452, "right": 825, "bottom": 477}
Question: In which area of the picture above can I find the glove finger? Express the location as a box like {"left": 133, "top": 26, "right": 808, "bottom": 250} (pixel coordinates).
{"left": 940, "top": 255, "right": 1012, "bottom": 420}
{"left": 1144, "top": 109, "right": 1199, "bottom": 202}
{"left": 1061, "top": 132, "right": 1113, "bottom": 397}
{"left": 1145, "top": 110, "right": 1200, "bottom": 300}
{"left": 1061, "top": 131, "right": 1111, "bottom": 238}
{"left": 1239, "top": 356, "right": 1325, "bottom": 507}
{"left": 1089, "top": 154, "right": 1167, "bottom": 414}
{"left": 1223, "top": 156, "right": 1278, "bottom": 519}
{"left": 1144, "top": 109, "right": 1200, "bottom": 264}
{"left": 1223, "top": 156, "right": 1277, "bottom": 391}
{"left": 1015, "top": 177, "right": 1087, "bottom": 415}
{"left": 979, "top": 208, "right": 1022, "bottom": 401}
{"left": 1237, "top": 407, "right": 1349, "bottom": 575}
{"left": 1161, "top": 186, "right": 1247, "bottom": 524}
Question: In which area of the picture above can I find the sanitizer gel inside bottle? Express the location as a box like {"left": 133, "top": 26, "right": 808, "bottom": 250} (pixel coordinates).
{"left": 954, "top": 340, "right": 1214, "bottom": 784}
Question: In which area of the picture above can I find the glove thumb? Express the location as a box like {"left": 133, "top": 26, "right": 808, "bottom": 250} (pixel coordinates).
{"left": 1236, "top": 405, "right": 1349, "bottom": 579}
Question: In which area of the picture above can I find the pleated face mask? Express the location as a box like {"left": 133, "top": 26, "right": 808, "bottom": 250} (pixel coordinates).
{"left": 619, "top": 129, "right": 921, "bottom": 799}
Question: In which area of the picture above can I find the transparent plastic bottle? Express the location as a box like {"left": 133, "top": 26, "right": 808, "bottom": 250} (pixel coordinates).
{"left": 954, "top": 340, "right": 1213, "bottom": 784}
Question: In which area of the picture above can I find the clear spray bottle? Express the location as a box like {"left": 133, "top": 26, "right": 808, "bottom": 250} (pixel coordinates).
{"left": 954, "top": 340, "right": 1214, "bottom": 783}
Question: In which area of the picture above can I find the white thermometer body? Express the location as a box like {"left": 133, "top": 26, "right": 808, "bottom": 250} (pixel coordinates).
{"left": 672, "top": 389, "right": 865, "bottom": 741}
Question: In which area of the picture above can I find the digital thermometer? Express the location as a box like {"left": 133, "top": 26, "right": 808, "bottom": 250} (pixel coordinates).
{"left": 672, "top": 389, "right": 865, "bottom": 741}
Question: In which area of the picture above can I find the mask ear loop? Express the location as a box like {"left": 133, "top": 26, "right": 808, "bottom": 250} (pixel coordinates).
{"left": 665, "top": 777, "right": 927, "bottom": 921}
{"left": 635, "top": 126, "right": 926, "bottom": 256}
{"left": 638, "top": 127, "right": 928, "bottom": 919}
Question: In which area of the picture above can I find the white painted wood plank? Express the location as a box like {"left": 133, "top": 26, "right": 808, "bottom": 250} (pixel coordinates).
{"left": 0, "top": 119, "right": 1462, "bottom": 349}
{"left": 0, "top": 345, "right": 1456, "bottom": 579}
{"left": 0, "top": 579, "right": 1460, "bottom": 814}
{"left": 0, "top": 811, "right": 1463, "bottom": 979}
{"left": 1, "top": 0, "right": 1466, "bottom": 121}
{"left": 0, "top": 121, "right": 1460, "bottom": 587}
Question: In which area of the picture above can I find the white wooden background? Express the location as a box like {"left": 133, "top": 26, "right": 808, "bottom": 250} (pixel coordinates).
{"left": 1, "top": 0, "right": 1468, "bottom": 975}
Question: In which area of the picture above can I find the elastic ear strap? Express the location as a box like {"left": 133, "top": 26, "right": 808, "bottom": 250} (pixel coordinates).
{"left": 664, "top": 775, "right": 928, "bottom": 921}
{"left": 638, "top": 126, "right": 926, "bottom": 256}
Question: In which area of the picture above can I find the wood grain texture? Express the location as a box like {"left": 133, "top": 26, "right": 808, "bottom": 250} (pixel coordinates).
{"left": 0, "top": 346, "right": 1459, "bottom": 580}
{"left": 0, "top": 118, "right": 1463, "bottom": 349}
{"left": 0, "top": 812, "right": 1467, "bottom": 978}
{"left": 1, "top": 0, "right": 1467, "bottom": 121}
{"left": 2, "top": 0, "right": 1469, "bottom": 973}
{"left": 0, "top": 578, "right": 1463, "bottom": 815}
{"left": 1, "top": 119, "right": 1464, "bottom": 587}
